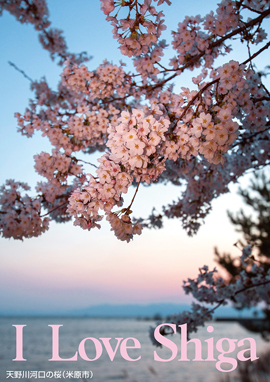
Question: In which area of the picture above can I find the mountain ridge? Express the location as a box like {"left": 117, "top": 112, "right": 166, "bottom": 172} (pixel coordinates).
{"left": 0, "top": 302, "right": 259, "bottom": 318}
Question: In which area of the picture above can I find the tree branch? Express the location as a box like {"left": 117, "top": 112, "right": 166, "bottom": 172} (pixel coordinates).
{"left": 8, "top": 61, "right": 33, "bottom": 82}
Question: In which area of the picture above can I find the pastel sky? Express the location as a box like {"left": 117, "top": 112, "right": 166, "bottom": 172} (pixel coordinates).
{"left": 0, "top": 0, "right": 269, "bottom": 314}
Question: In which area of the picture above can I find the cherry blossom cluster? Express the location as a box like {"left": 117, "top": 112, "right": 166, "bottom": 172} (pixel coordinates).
{"left": 62, "top": 60, "right": 132, "bottom": 100}
{"left": 67, "top": 169, "right": 142, "bottom": 242}
{"left": 35, "top": 180, "right": 67, "bottom": 205}
{"left": 133, "top": 60, "right": 248, "bottom": 168}
{"left": 38, "top": 28, "right": 67, "bottom": 60}
{"left": 169, "top": 0, "right": 270, "bottom": 74}
{"left": 67, "top": 152, "right": 144, "bottom": 242}
{"left": 132, "top": 39, "right": 167, "bottom": 80}
{"left": 0, "top": 180, "right": 50, "bottom": 240}
{"left": 34, "top": 151, "right": 83, "bottom": 181}
{"left": 67, "top": 106, "right": 172, "bottom": 241}
{"left": 15, "top": 60, "right": 133, "bottom": 155}
{"left": 171, "top": 16, "right": 230, "bottom": 70}
{"left": 100, "top": 0, "right": 168, "bottom": 58}
{"left": 0, "top": 0, "right": 50, "bottom": 30}
{"left": 106, "top": 212, "right": 142, "bottom": 242}
{"left": 107, "top": 108, "right": 169, "bottom": 175}
{"left": 149, "top": 245, "right": 270, "bottom": 344}
{"left": 15, "top": 64, "right": 129, "bottom": 156}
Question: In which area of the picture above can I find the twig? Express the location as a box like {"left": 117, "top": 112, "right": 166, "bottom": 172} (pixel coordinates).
{"left": 127, "top": 178, "right": 141, "bottom": 210}
{"left": 241, "top": 41, "right": 270, "bottom": 66}
{"left": 8, "top": 61, "right": 34, "bottom": 82}
{"left": 77, "top": 159, "right": 98, "bottom": 168}
{"left": 178, "top": 78, "right": 219, "bottom": 121}
{"left": 40, "top": 201, "right": 68, "bottom": 217}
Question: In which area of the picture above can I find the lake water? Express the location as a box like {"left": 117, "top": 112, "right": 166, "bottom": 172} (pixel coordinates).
{"left": 1, "top": 317, "right": 270, "bottom": 382}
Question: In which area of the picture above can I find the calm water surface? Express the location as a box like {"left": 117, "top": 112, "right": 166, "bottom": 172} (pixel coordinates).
{"left": 1, "top": 317, "right": 269, "bottom": 382}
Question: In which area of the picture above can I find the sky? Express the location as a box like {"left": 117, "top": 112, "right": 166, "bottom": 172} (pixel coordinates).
{"left": 0, "top": 0, "right": 269, "bottom": 315}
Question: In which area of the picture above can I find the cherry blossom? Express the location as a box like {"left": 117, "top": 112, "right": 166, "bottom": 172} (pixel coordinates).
{"left": 0, "top": 0, "right": 269, "bottom": 245}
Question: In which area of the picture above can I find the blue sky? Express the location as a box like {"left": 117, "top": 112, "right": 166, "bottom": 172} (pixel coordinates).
{"left": 0, "top": 0, "right": 269, "bottom": 314}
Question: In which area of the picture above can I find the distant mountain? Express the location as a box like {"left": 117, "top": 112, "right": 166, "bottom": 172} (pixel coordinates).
{"left": 0, "top": 302, "right": 262, "bottom": 318}
{"left": 67, "top": 303, "right": 191, "bottom": 318}
{"left": 67, "top": 303, "right": 260, "bottom": 319}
